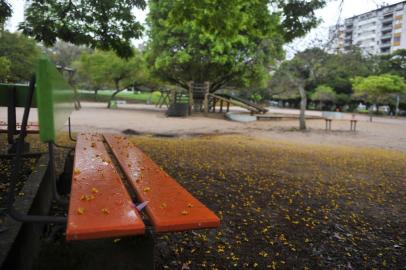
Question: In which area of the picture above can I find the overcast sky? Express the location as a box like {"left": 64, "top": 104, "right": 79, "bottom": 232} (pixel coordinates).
{"left": 4, "top": 0, "right": 404, "bottom": 55}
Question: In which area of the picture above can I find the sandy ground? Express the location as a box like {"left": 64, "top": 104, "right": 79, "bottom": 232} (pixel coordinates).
{"left": 2, "top": 102, "right": 406, "bottom": 151}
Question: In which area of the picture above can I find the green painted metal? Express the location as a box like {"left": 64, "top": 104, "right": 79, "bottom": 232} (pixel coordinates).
{"left": 35, "top": 57, "right": 75, "bottom": 142}
{"left": 0, "top": 83, "right": 37, "bottom": 107}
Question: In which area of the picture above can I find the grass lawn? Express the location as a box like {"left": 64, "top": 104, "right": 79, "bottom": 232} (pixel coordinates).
{"left": 130, "top": 135, "right": 406, "bottom": 269}
{"left": 6, "top": 134, "right": 405, "bottom": 269}
{"left": 77, "top": 90, "right": 162, "bottom": 104}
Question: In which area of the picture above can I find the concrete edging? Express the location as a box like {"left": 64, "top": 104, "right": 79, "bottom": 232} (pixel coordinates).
{"left": 0, "top": 154, "right": 53, "bottom": 270}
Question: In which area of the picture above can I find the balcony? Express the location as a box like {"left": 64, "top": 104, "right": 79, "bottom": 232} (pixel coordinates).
{"left": 382, "top": 24, "right": 393, "bottom": 31}
{"left": 381, "top": 33, "right": 392, "bottom": 39}
{"left": 380, "top": 42, "right": 391, "bottom": 48}
{"left": 382, "top": 17, "right": 393, "bottom": 24}
{"left": 382, "top": 29, "right": 392, "bottom": 35}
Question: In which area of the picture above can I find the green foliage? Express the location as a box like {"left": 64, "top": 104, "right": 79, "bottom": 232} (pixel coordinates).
{"left": 378, "top": 49, "right": 406, "bottom": 79}
{"left": 0, "top": 56, "right": 11, "bottom": 81}
{"left": 0, "top": 31, "right": 40, "bottom": 82}
{"left": 352, "top": 74, "right": 406, "bottom": 104}
{"left": 0, "top": 0, "right": 11, "bottom": 26}
{"left": 74, "top": 49, "right": 148, "bottom": 90}
{"left": 271, "top": 48, "right": 374, "bottom": 104}
{"left": 276, "top": 0, "right": 326, "bottom": 42}
{"left": 310, "top": 85, "right": 336, "bottom": 102}
{"left": 271, "top": 48, "right": 329, "bottom": 97}
{"left": 19, "top": 0, "right": 146, "bottom": 58}
{"left": 146, "top": 0, "right": 325, "bottom": 92}
{"left": 322, "top": 49, "right": 373, "bottom": 95}
{"left": 251, "top": 93, "right": 263, "bottom": 103}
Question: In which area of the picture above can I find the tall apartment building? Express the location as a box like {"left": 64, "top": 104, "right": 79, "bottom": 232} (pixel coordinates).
{"left": 328, "top": 1, "right": 406, "bottom": 55}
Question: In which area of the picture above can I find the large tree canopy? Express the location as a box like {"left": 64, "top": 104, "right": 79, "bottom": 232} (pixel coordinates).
{"left": 0, "top": 31, "right": 40, "bottom": 82}
{"left": 352, "top": 74, "right": 406, "bottom": 105}
{"left": 74, "top": 49, "right": 148, "bottom": 91}
{"left": 18, "top": 0, "right": 146, "bottom": 58}
{"left": 0, "top": 0, "right": 11, "bottom": 28}
{"left": 146, "top": 0, "right": 326, "bottom": 92}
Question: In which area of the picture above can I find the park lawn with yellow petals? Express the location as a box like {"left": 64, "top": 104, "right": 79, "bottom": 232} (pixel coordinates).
{"left": 3, "top": 133, "right": 406, "bottom": 269}
{"left": 129, "top": 135, "right": 406, "bottom": 269}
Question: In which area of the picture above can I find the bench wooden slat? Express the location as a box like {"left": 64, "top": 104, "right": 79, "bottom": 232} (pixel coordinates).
{"left": 66, "top": 133, "right": 145, "bottom": 240}
{"left": 104, "top": 134, "right": 220, "bottom": 233}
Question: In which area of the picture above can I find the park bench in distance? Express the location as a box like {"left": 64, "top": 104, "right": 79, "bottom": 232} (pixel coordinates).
{"left": 4, "top": 57, "right": 220, "bottom": 265}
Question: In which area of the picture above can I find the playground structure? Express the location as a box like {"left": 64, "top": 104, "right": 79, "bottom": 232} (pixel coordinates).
{"left": 156, "top": 81, "right": 269, "bottom": 117}
{"left": 0, "top": 58, "right": 220, "bottom": 269}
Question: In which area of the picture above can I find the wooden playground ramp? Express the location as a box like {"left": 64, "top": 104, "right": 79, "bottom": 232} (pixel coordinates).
{"left": 208, "top": 93, "right": 268, "bottom": 114}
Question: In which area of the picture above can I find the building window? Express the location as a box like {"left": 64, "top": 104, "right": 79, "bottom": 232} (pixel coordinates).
{"left": 394, "top": 36, "right": 401, "bottom": 42}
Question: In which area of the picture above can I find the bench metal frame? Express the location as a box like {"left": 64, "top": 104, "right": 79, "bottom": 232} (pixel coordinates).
{"left": 5, "top": 76, "right": 67, "bottom": 224}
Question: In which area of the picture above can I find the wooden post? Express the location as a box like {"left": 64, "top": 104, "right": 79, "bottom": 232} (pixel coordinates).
{"left": 187, "top": 81, "right": 193, "bottom": 115}
{"left": 220, "top": 100, "right": 223, "bottom": 113}
{"left": 212, "top": 98, "right": 216, "bottom": 112}
{"left": 227, "top": 102, "right": 230, "bottom": 112}
{"left": 204, "top": 81, "right": 209, "bottom": 116}
{"left": 170, "top": 89, "right": 176, "bottom": 104}
{"left": 7, "top": 86, "right": 17, "bottom": 145}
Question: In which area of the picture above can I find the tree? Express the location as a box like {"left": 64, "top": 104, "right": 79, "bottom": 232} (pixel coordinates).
{"left": 18, "top": 0, "right": 146, "bottom": 58}
{"left": 146, "top": 0, "right": 326, "bottom": 93}
{"left": 310, "top": 85, "right": 336, "bottom": 110}
{"left": 74, "top": 49, "right": 149, "bottom": 107}
{"left": 0, "top": 56, "right": 10, "bottom": 81}
{"left": 377, "top": 49, "right": 406, "bottom": 79}
{"left": 0, "top": 31, "right": 40, "bottom": 82}
{"left": 44, "top": 40, "right": 90, "bottom": 69}
{"left": 0, "top": 0, "right": 11, "bottom": 31}
{"left": 352, "top": 74, "right": 406, "bottom": 120}
{"left": 271, "top": 48, "right": 329, "bottom": 130}
{"left": 323, "top": 48, "right": 373, "bottom": 94}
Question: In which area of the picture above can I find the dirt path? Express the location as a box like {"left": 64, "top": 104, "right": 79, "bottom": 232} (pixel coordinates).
{"left": 2, "top": 102, "right": 406, "bottom": 151}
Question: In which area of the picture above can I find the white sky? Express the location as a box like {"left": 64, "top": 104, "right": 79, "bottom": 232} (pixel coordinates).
{"left": 4, "top": 0, "right": 405, "bottom": 55}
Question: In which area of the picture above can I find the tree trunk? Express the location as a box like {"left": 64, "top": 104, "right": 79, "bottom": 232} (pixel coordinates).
{"left": 298, "top": 85, "right": 307, "bottom": 130}
{"left": 108, "top": 80, "right": 121, "bottom": 108}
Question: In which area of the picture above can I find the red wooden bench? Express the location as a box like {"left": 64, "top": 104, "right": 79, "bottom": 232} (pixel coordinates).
{"left": 66, "top": 133, "right": 220, "bottom": 240}
{"left": 66, "top": 133, "right": 145, "bottom": 240}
